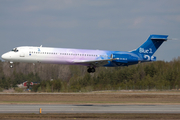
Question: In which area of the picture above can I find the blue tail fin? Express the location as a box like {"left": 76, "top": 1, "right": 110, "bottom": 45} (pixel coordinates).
{"left": 131, "top": 34, "right": 168, "bottom": 61}
{"left": 132, "top": 34, "right": 168, "bottom": 55}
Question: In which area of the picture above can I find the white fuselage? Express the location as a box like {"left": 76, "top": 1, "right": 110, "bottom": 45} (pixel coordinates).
{"left": 1, "top": 46, "right": 111, "bottom": 66}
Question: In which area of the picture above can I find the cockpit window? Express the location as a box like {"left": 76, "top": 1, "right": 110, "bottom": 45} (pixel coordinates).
{"left": 12, "top": 48, "right": 19, "bottom": 52}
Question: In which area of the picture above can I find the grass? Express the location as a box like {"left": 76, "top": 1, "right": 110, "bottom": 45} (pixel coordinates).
{"left": 0, "top": 92, "right": 180, "bottom": 104}
{"left": 0, "top": 113, "right": 180, "bottom": 120}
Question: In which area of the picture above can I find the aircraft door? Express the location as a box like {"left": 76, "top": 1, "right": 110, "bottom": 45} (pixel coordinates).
{"left": 20, "top": 52, "right": 25, "bottom": 57}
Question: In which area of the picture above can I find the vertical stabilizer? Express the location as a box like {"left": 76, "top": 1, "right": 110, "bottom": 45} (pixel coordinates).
{"left": 132, "top": 34, "right": 168, "bottom": 55}
{"left": 131, "top": 34, "right": 168, "bottom": 61}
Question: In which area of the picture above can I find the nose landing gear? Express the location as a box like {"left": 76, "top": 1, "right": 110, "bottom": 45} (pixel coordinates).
{"left": 87, "top": 67, "right": 95, "bottom": 73}
{"left": 10, "top": 65, "right": 13, "bottom": 68}
{"left": 9, "top": 61, "right": 13, "bottom": 68}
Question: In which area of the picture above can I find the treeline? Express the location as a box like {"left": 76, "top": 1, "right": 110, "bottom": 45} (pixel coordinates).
{"left": 70, "top": 58, "right": 180, "bottom": 91}
{"left": 0, "top": 57, "right": 180, "bottom": 92}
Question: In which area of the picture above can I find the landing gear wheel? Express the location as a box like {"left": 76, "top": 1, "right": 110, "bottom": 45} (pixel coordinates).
{"left": 9, "top": 65, "right": 13, "bottom": 68}
{"left": 87, "top": 67, "right": 96, "bottom": 73}
{"left": 91, "top": 68, "right": 95, "bottom": 73}
{"left": 9, "top": 61, "right": 13, "bottom": 68}
{"left": 87, "top": 68, "right": 91, "bottom": 73}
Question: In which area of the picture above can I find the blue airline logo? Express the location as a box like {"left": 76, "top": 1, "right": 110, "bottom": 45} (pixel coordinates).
{"left": 139, "top": 48, "right": 153, "bottom": 54}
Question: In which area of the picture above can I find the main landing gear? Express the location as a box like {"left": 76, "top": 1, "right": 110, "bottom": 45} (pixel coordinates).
{"left": 87, "top": 67, "right": 95, "bottom": 73}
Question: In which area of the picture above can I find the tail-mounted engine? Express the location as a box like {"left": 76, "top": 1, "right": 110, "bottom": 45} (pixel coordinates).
{"left": 111, "top": 54, "right": 138, "bottom": 66}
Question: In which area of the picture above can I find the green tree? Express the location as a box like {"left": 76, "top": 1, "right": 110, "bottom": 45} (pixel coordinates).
{"left": 46, "top": 82, "right": 51, "bottom": 92}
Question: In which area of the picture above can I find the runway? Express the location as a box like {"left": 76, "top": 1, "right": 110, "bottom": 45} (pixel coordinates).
{"left": 0, "top": 104, "right": 180, "bottom": 113}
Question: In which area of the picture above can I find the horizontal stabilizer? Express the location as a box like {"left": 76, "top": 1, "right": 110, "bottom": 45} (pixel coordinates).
{"left": 151, "top": 38, "right": 167, "bottom": 41}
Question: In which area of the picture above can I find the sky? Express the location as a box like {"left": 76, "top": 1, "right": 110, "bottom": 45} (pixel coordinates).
{"left": 0, "top": 0, "right": 180, "bottom": 61}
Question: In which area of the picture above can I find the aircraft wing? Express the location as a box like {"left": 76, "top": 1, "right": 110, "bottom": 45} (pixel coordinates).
{"left": 73, "top": 58, "right": 115, "bottom": 67}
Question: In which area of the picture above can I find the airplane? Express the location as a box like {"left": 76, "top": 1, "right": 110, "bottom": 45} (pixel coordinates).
{"left": 1, "top": 34, "right": 168, "bottom": 73}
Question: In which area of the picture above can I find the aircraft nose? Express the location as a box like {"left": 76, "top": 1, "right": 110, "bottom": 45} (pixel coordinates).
{"left": 1, "top": 53, "right": 9, "bottom": 60}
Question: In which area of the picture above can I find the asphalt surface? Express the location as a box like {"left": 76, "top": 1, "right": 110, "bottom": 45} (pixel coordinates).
{"left": 0, "top": 104, "right": 180, "bottom": 114}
